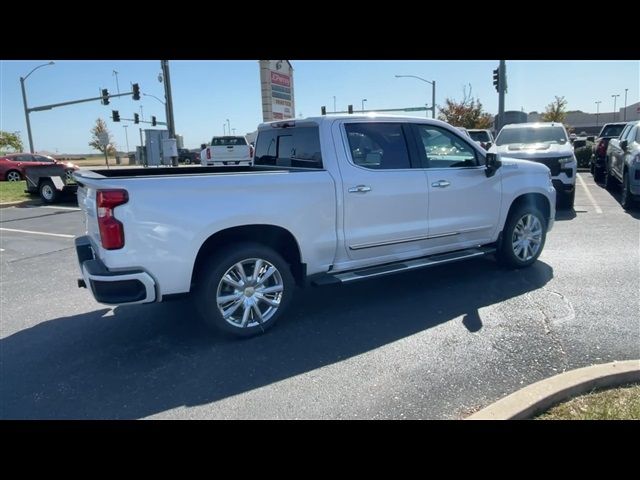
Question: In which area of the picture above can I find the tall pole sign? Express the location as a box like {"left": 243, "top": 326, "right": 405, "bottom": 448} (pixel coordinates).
{"left": 259, "top": 60, "right": 295, "bottom": 122}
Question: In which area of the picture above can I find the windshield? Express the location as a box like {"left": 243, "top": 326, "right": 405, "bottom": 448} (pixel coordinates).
{"left": 469, "top": 131, "right": 490, "bottom": 142}
{"left": 600, "top": 124, "right": 626, "bottom": 138}
{"left": 495, "top": 126, "right": 567, "bottom": 146}
{"left": 211, "top": 136, "right": 247, "bottom": 146}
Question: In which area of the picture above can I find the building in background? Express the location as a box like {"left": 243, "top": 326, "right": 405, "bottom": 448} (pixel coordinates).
{"left": 259, "top": 60, "right": 295, "bottom": 122}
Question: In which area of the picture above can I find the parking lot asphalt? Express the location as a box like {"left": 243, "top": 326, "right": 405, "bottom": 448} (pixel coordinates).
{"left": 1, "top": 173, "right": 638, "bottom": 419}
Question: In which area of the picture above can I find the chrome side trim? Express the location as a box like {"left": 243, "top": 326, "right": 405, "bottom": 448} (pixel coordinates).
{"left": 349, "top": 232, "right": 458, "bottom": 251}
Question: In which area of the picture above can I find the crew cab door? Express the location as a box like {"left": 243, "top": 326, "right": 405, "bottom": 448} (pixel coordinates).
{"left": 410, "top": 124, "right": 501, "bottom": 247}
{"left": 334, "top": 121, "right": 430, "bottom": 263}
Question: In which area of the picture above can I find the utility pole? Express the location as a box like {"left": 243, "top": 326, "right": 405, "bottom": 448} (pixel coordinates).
{"left": 497, "top": 60, "right": 506, "bottom": 132}
{"left": 123, "top": 125, "right": 130, "bottom": 153}
{"left": 624, "top": 88, "right": 628, "bottom": 121}
{"left": 612, "top": 94, "right": 620, "bottom": 122}
{"left": 160, "top": 61, "right": 176, "bottom": 139}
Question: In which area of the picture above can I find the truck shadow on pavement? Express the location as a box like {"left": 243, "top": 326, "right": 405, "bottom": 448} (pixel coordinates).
{"left": 0, "top": 258, "right": 553, "bottom": 419}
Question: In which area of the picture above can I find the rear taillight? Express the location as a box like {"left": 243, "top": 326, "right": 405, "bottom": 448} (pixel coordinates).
{"left": 97, "top": 189, "right": 128, "bottom": 250}
{"left": 596, "top": 140, "right": 606, "bottom": 156}
{"left": 206, "top": 148, "right": 211, "bottom": 160}
{"left": 249, "top": 145, "right": 254, "bottom": 158}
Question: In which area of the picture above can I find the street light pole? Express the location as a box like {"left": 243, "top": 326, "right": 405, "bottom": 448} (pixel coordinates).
{"left": 113, "top": 70, "right": 121, "bottom": 95}
{"left": 612, "top": 94, "right": 620, "bottom": 121}
{"left": 394, "top": 75, "right": 436, "bottom": 119}
{"left": 20, "top": 61, "right": 55, "bottom": 153}
{"left": 624, "top": 88, "right": 628, "bottom": 121}
{"left": 361, "top": 99, "right": 367, "bottom": 112}
{"left": 226, "top": 119, "right": 231, "bottom": 135}
{"left": 595, "top": 101, "right": 602, "bottom": 127}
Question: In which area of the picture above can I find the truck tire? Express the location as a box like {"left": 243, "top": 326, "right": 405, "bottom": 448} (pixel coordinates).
{"left": 195, "top": 242, "right": 295, "bottom": 337}
{"left": 621, "top": 170, "right": 634, "bottom": 210}
{"left": 39, "top": 179, "right": 59, "bottom": 204}
{"left": 604, "top": 160, "right": 616, "bottom": 191}
{"left": 497, "top": 205, "right": 547, "bottom": 269}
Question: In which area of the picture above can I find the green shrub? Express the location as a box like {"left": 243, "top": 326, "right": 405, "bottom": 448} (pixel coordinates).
{"left": 574, "top": 142, "right": 593, "bottom": 168}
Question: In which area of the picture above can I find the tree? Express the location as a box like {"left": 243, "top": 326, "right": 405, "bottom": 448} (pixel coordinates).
{"left": 0, "top": 131, "right": 24, "bottom": 153}
{"left": 541, "top": 96, "right": 568, "bottom": 123}
{"left": 438, "top": 84, "right": 493, "bottom": 129}
{"left": 89, "top": 118, "right": 116, "bottom": 156}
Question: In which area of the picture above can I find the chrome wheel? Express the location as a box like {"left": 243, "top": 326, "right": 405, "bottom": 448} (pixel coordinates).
{"left": 41, "top": 184, "right": 54, "bottom": 201}
{"left": 65, "top": 169, "right": 74, "bottom": 182}
{"left": 6, "top": 171, "right": 21, "bottom": 182}
{"left": 216, "top": 258, "right": 284, "bottom": 329}
{"left": 511, "top": 214, "right": 543, "bottom": 262}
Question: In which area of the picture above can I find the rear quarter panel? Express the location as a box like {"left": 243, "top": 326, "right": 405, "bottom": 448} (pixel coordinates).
{"left": 80, "top": 170, "right": 338, "bottom": 297}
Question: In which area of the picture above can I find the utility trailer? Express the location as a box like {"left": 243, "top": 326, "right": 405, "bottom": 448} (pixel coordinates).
{"left": 23, "top": 164, "right": 78, "bottom": 204}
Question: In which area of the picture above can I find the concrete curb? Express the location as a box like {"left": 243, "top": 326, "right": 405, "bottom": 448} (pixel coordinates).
{"left": 0, "top": 199, "right": 41, "bottom": 209}
{"left": 467, "top": 360, "right": 640, "bottom": 420}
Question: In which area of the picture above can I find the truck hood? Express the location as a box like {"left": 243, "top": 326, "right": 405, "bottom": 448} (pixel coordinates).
{"left": 499, "top": 157, "right": 552, "bottom": 175}
{"left": 489, "top": 142, "right": 573, "bottom": 159}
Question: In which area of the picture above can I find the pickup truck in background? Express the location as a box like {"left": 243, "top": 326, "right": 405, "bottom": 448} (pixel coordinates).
{"left": 201, "top": 136, "right": 253, "bottom": 166}
{"left": 590, "top": 122, "right": 628, "bottom": 182}
{"left": 74, "top": 115, "right": 555, "bottom": 338}
{"left": 603, "top": 120, "right": 640, "bottom": 210}
{"left": 489, "top": 122, "right": 576, "bottom": 208}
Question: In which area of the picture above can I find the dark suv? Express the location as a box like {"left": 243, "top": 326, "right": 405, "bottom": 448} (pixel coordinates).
{"left": 177, "top": 148, "right": 200, "bottom": 164}
{"left": 591, "top": 122, "right": 627, "bottom": 182}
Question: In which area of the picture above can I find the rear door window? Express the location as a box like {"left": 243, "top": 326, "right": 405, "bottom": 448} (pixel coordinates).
{"left": 344, "top": 123, "right": 411, "bottom": 170}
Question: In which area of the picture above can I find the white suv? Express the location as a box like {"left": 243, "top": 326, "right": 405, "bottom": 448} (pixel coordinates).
{"left": 489, "top": 122, "right": 576, "bottom": 208}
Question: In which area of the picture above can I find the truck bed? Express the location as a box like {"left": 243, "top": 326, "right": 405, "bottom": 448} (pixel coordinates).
{"left": 75, "top": 165, "right": 296, "bottom": 180}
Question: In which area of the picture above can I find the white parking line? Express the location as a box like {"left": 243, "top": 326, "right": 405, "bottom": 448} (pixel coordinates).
{"left": 40, "top": 205, "right": 81, "bottom": 211}
{"left": 577, "top": 173, "right": 603, "bottom": 214}
{"left": 0, "top": 227, "right": 75, "bottom": 238}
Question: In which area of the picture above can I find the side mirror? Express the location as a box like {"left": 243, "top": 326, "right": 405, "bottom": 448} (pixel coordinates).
{"left": 485, "top": 153, "right": 502, "bottom": 178}
{"left": 620, "top": 140, "right": 628, "bottom": 151}
{"left": 485, "top": 142, "right": 492, "bottom": 150}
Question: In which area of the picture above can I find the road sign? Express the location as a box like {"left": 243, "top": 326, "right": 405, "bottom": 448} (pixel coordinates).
{"left": 97, "top": 132, "right": 109, "bottom": 146}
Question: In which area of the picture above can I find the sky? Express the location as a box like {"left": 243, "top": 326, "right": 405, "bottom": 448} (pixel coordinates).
{"left": 1, "top": 60, "right": 638, "bottom": 154}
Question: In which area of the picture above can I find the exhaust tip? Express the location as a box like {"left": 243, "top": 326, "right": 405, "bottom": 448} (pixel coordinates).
{"left": 77, "top": 278, "right": 87, "bottom": 288}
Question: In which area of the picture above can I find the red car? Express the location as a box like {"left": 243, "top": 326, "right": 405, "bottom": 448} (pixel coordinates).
{"left": 0, "top": 153, "right": 78, "bottom": 182}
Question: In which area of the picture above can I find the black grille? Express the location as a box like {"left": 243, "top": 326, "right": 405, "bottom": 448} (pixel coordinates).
{"left": 533, "top": 157, "right": 561, "bottom": 176}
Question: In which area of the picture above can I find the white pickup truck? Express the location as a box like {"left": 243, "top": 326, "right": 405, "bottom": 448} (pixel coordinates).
{"left": 200, "top": 135, "right": 253, "bottom": 166}
{"left": 74, "top": 115, "right": 556, "bottom": 337}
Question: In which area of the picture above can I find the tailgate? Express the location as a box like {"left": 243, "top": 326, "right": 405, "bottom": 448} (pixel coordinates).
{"left": 76, "top": 181, "right": 101, "bottom": 249}
{"left": 212, "top": 145, "right": 250, "bottom": 161}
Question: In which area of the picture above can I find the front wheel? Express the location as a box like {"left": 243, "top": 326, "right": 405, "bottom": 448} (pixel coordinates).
{"left": 6, "top": 170, "right": 21, "bottom": 182}
{"left": 621, "top": 171, "right": 634, "bottom": 210}
{"left": 497, "top": 205, "right": 547, "bottom": 269}
{"left": 196, "top": 243, "right": 295, "bottom": 337}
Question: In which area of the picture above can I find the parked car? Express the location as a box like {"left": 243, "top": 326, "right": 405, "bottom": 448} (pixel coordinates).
{"left": 468, "top": 129, "right": 495, "bottom": 150}
{"left": 0, "top": 153, "right": 78, "bottom": 182}
{"left": 489, "top": 122, "right": 576, "bottom": 208}
{"left": 603, "top": 120, "right": 640, "bottom": 209}
{"left": 74, "top": 115, "right": 555, "bottom": 338}
{"left": 590, "top": 122, "right": 628, "bottom": 182}
{"left": 177, "top": 148, "right": 200, "bottom": 164}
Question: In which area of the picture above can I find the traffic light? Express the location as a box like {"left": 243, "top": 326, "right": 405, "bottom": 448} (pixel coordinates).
{"left": 101, "top": 89, "right": 110, "bottom": 105}
{"left": 151, "top": 116, "right": 157, "bottom": 126}
{"left": 321, "top": 106, "right": 326, "bottom": 115}
{"left": 348, "top": 104, "right": 353, "bottom": 114}
{"left": 492, "top": 68, "right": 499, "bottom": 92}
{"left": 134, "top": 113, "right": 139, "bottom": 124}
{"left": 132, "top": 83, "right": 140, "bottom": 101}
{"left": 112, "top": 110, "right": 120, "bottom": 122}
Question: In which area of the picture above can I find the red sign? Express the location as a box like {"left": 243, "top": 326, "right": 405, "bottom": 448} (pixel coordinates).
{"left": 271, "top": 72, "right": 291, "bottom": 87}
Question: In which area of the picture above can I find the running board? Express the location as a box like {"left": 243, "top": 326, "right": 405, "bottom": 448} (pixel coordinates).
{"left": 312, "top": 247, "right": 496, "bottom": 285}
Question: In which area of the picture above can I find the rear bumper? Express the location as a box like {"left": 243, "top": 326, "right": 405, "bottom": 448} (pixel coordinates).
{"left": 75, "top": 236, "right": 156, "bottom": 305}
{"left": 202, "top": 160, "right": 252, "bottom": 166}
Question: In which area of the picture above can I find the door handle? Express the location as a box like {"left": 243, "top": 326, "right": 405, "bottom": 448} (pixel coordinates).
{"left": 431, "top": 180, "right": 451, "bottom": 188}
{"left": 348, "top": 185, "right": 372, "bottom": 193}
